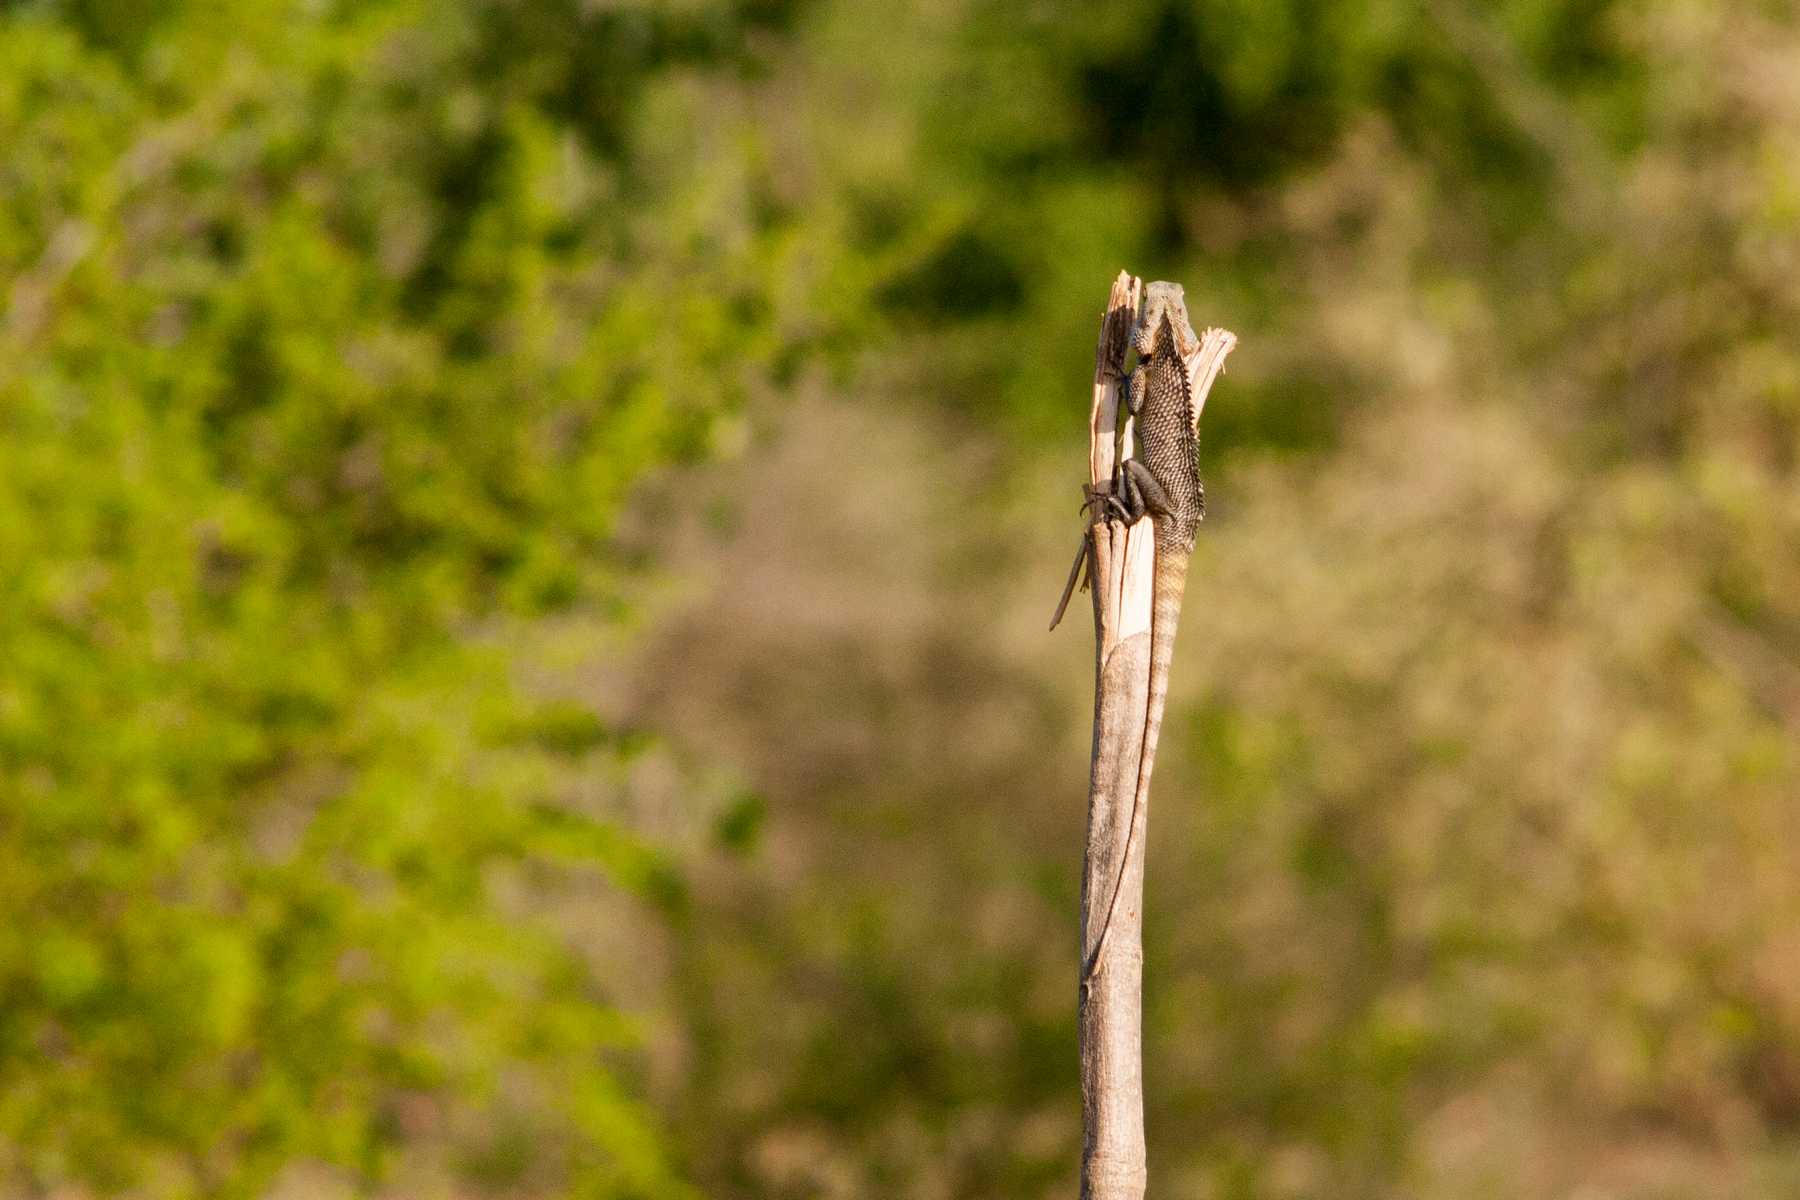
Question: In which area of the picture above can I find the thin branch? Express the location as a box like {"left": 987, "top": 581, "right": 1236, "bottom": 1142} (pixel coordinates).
{"left": 1078, "top": 271, "right": 1153, "bottom": 1200}
{"left": 1075, "top": 272, "right": 1234, "bottom": 1200}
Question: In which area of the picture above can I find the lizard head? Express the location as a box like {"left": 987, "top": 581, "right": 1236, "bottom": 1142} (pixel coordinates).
{"left": 1133, "top": 280, "right": 1191, "bottom": 359}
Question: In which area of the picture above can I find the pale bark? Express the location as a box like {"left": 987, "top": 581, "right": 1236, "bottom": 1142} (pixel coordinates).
{"left": 1077, "top": 272, "right": 1234, "bottom": 1200}
{"left": 1079, "top": 271, "right": 1153, "bottom": 1200}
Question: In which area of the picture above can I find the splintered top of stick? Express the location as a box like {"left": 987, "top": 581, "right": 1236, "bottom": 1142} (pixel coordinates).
{"left": 1186, "top": 327, "right": 1236, "bottom": 428}
{"left": 1090, "top": 271, "right": 1141, "bottom": 490}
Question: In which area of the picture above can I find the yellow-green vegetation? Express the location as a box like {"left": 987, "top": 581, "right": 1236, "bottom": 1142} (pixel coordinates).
{"left": 4, "top": 0, "right": 1800, "bottom": 1197}
{"left": 0, "top": 0, "right": 807, "bottom": 1194}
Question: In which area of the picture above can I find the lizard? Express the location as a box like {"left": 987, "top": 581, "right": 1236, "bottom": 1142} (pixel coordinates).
{"left": 1065, "top": 280, "right": 1205, "bottom": 985}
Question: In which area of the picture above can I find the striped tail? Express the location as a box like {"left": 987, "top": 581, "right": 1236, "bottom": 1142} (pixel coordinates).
{"left": 1083, "top": 547, "right": 1187, "bottom": 982}
{"left": 1134, "top": 549, "right": 1187, "bottom": 829}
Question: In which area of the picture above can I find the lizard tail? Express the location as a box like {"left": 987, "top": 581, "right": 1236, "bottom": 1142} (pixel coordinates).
{"left": 1083, "top": 549, "right": 1186, "bottom": 982}
{"left": 1135, "top": 549, "right": 1187, "bottom": 822}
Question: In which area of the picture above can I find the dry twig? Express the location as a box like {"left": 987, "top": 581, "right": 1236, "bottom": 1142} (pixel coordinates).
{"left": 1075, "top": 271, "right": 1234, "bottom": 1200}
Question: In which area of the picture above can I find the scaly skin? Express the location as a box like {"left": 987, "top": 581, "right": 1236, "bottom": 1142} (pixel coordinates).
{"left": 1082, "top": 281, "right": 1203, "bottom": 984}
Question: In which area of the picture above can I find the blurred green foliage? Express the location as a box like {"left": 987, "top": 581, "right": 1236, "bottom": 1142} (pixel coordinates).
{"left": 628, "top": 2, "right": 1800, "bottom": 1198}
{"left": 5, "top": 0, "right": 1800, "bottom": 1197}
{"left": 0, "top": 0, "right": 811, "bottom": 1193}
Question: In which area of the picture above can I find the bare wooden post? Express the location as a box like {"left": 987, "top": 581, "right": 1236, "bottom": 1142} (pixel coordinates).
{"left": 1077, "top": 272, "right": 1235, "bottom": 1200}
{"left": 1079, "top": 270, "right": 1154, "bottom": 1200}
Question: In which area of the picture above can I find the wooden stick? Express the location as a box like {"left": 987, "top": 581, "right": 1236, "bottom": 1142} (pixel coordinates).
{"left": 1076, "top": 273, "right": 1234, "bottom": 1200}
{"left": 1079, "top": 271, "right": 1153, "bottom": 1200}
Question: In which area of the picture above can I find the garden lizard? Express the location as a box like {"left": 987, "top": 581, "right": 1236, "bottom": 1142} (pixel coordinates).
{"left": 1073, "top": 280, "right": 1205, "bottom": 984}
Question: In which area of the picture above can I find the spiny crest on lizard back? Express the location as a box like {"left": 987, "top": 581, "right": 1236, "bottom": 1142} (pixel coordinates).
{"left": 1153, "top": 313, "right": 1179, "bottom": 359}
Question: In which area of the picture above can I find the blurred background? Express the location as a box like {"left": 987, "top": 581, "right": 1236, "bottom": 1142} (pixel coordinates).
{"left": 4, "top": 0, "right": 1800, "bottom": 1196}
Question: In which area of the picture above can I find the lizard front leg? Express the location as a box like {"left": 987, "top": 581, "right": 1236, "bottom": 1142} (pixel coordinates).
{"left": 1049, "top": 463, "right": 1163, "bottom": 630}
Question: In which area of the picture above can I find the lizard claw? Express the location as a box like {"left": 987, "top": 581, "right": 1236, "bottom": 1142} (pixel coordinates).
{"left": 1079, "top": 485, "right": 1132, "bottom": 524}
